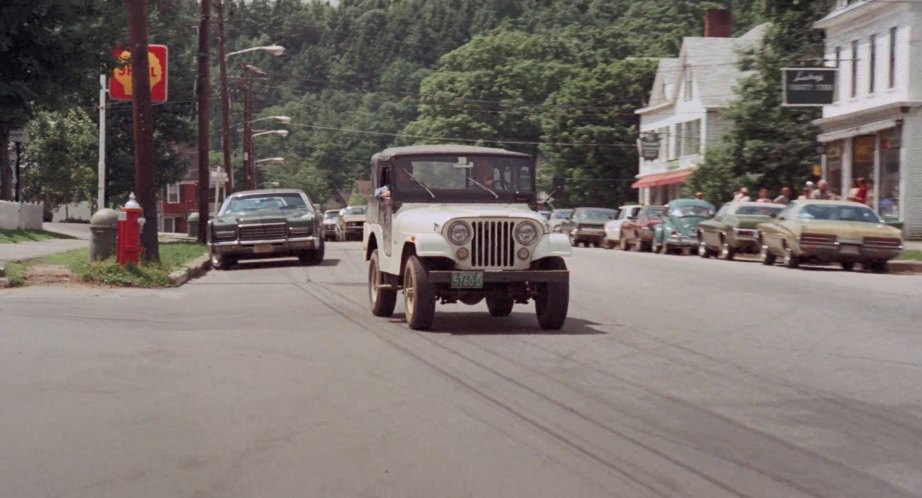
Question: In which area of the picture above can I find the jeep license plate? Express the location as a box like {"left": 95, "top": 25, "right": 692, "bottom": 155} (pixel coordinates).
{"left": 451, "top": 271, "right": 484, "bottom": 289}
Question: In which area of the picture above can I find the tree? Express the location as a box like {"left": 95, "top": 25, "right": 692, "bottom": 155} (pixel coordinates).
{"left": 0, "top": 0, "right": 114, "bottom": 200}
{"left": 686, "top": 0, "right": 828, "bottom": 204}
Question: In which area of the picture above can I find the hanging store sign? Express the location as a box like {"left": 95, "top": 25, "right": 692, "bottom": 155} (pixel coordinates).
{"left": 638, "top": 132, "right": 660, "bottom": 161}
{"left": 782, "top": 68, "right": 836, "bottom": 107}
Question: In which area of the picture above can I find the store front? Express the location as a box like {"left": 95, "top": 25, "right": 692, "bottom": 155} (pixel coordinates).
{"left": 820, "top": 121, "right": 904, "bottom": 226}
{"left": 632, "top": 170, "right": 694, "bottom": 206}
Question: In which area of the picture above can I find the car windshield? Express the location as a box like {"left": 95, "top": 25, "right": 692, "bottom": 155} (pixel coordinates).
{"left": 323, "top": 211, "right": 339, "bottom": 221}
{"left": 394, "top": 154, "right": 534, "bottom": 202}
{"left": 797, "top": 204, "right": 883, "bottom": 223}
{"left": 645, "top": 207, "right": 665, "bottom": 219}
{"left": 578, "top": 209, "right": 617, "bottom": 221}
{"left": 737, "top": 205, "right": 782, "bottom": 216}
{"left": 343, "top": 206, "right": 366, "bottom": 216}
{"left": 670, "top": 205, "right": 714, "bottom": 218}
{"left": 222, "top": 193, "right": 307, "bottom": 215}
{"left": 552, "top": 210, "right": 572, "bottom": 220}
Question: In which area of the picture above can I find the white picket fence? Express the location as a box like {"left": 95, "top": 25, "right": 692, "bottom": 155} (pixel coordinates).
{"left": 0, "top": 200, "right": 44, "bottom": 230}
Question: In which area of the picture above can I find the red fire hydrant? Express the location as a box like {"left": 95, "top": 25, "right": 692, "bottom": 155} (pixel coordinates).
{"left": 117, "top": 193, "right": 145, "bottom": 266}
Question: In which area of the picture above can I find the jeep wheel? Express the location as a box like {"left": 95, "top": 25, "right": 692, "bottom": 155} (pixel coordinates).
{"left": 211, "top": 253, "right": 236, "bottom": 270}
{"left": 368, "top": 249, "right": 397, "bottom": 317}
{"left": 534, "top": 257, "right": 569, "bottom": 330}
{"left": 404, "top": 256, "right": 436, "bottom": 330}
{"left": 486, "top": 296, "right": 514, "bottom": 317}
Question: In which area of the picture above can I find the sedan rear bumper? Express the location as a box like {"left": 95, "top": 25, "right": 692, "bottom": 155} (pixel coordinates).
{"left": 799, "top": 243, "right": 901, "bottom": 262}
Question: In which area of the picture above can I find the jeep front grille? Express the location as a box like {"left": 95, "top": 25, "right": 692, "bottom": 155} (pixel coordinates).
{"left": 471, "top": 221, "right": 516, "bottom": 268}
{"left": 239, "top": 223, "right": 286, "bottom": 242}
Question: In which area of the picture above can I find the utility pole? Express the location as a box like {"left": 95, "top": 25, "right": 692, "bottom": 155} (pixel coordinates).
{"left": 196, "top": 0, "right": 211, "bottom": 244}
{"left": 124, "top": 0, "right": 159, "bottom": 262}
{"left": 216, "top": 0, "right": 233, "bottom": 193}
{"left": 243, "top": 75, "right": 253, "bottom": 190}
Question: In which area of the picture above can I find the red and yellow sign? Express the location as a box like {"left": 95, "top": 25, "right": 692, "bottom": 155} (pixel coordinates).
{"left": 110, "top": 45, "right": 168, "bottom": 102}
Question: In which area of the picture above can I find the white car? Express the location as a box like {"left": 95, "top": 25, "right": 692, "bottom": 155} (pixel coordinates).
{"left": 602, "top": 205, "right": 642, "bottom": 249}
{"left": 363, "top": 145, "right": 572, "bottom": 331}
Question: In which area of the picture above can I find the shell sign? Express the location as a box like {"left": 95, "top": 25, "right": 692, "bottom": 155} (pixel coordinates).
{"left": 110, "top": 45, "right": 168, "bottom": 102}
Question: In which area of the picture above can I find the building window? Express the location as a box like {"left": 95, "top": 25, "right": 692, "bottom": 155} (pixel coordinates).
{"left": 684, "top": 69, "right": 693, "bottom": 101}
{"left": 834, "top": 46, "right": 841, "bottom": 102}
{"left": 671, "top": 125, "right": 680, "bottom": 160}
{"left": 878, "top": 128, "right": 901, "bottom": 221}
{"left": 683, "top": 119, "right": 701, "bottom": 156}
{"left": 658, "top": 127, "right": 668, "bottom": 160}
{"left": 166, "top": 183, "right": 180, "bottom": 204}
{"left": 163, "top": 217, "right": 176, "bottom": 233}
{"left": 889, "top": 26, "right": 897, "bottom": 89}
{"left": 869, "top": 34, "right": 876, "bottom": 94}
{"left": 850, "top": 40, "right": 858, "bottom": 98}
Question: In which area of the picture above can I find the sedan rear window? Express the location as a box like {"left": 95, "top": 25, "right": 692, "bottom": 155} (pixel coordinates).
{"left": 797, "top": 204, "right": 882, "bottom": 223}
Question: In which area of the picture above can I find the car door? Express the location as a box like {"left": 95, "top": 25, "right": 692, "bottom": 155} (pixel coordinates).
{"left": 701, "top": 204, "right": 728, "bottom": 249}
{"left": 762, "top": 204, "right": 792, "bottom": 253}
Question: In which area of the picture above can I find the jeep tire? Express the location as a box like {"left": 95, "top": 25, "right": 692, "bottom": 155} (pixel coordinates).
{"left": 486, "top": 296, "right": 514, "bottom": 317}
{"left": 404, "top": 256, "right": 436, "bottom": 330}
{"left": 368, "top": 249, "right": 397, "bottom": 317}
{"left": 534, "top": 257, "right": 569, "bottom": 330}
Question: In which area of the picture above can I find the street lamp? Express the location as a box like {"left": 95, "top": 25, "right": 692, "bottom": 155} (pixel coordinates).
{"left": 246, "top": 115, "right": 291, "bottom": 126}
{"left": 256, "top": 157, "right": 285, "bottom": 163}
{"left": 246, "top": 130, "right": 288, "bottom": 189}
{"left": 216, "top": 28, "right": 285, "bottom": 193}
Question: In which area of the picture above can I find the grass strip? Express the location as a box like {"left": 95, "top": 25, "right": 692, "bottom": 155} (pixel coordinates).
{"left": 5, "top": 243, "right": 206, "bottom": 287}
{"left": 0, "top": 229, "right": 68, "bottom": 244}
{"left": 898, "top": 249, "right": 922, "bottom": 261}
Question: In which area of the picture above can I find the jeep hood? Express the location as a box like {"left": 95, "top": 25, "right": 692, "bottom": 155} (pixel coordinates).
{"left": 395, "top": 204, "right": 545, "bottom": 234}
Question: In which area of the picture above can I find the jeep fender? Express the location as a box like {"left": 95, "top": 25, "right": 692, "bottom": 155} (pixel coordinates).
{"left": 412, "top": 233, "right": 453, "bottom": 258}
{"left": 533, "top": 233, "right": 572, "bottom": 261}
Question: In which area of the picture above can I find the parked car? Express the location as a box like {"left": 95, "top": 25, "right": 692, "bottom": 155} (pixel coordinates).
{"left": 547, "top": 209, "right": 574, "bottom": 234}
{"left": 207, "top": 189, "right": 324, "bottom": 269}
{"left": 652, "top": 199, "right": 715, "bottom": 254}
{"left": 568, "top": 207, "right": 619, "bottom": 247}
{"left": 602, "top": 205, "right": 642, "bottom": 249}
{"left": 697, "top": 202, "right": 781, "bottom": 260}
{"left": 337, "top": 205, "right": 367, "bottom": 241}
{"left": 757, "top": 200, "right": 903, "bottom": 272}
{"left": 620, "top": 205, "right": 665, "bottom": 252}
{"left": 363, "top": 144, "right": 571, "bottom": 331}
{"left": 322, "top": 209, "right": 341, "bottom": 241}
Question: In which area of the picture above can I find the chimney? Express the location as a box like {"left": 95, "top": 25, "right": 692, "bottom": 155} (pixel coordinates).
{"left": 704, "top": 9, "right": 732, "bottom": 38}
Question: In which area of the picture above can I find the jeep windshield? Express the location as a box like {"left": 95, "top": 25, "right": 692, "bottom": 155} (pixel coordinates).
{"left": 393, "top": 155, "right": 535, "bottom": 203}
{"left": 221, "top": 193, "right": 308, "bottom": 216}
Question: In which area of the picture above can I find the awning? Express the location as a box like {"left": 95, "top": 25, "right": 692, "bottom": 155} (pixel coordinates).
{"left": 631, "top": 170, "right": 693, "bottom": 189}
{"left": 817, "top": 119, "right": 898, "bottom": 143}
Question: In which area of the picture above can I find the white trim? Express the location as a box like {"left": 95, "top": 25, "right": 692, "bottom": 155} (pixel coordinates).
{"left": 817, "top": 119, "right": 898, "bottom": 142}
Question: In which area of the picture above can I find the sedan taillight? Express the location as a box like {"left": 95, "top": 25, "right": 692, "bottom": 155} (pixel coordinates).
{"left": 863, "top": 237, "right": 902, "bottom": 249}
{"left": 800, "top": 233, "right": 837, "bottom": 245}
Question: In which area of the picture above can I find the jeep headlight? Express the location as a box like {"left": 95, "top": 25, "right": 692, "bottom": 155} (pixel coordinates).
{"left": 514, "top": 221, "right": 540, "bottom": 246}
{"left": 446, "top": 221, "right": 472, "bottom": 245}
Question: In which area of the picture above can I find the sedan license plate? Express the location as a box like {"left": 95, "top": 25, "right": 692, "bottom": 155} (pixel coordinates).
{"left": 451, "top": 271, "right": 484, "bottom": 289}
{"left": 254, "top": 244, "right": 274, "bottom": 254}
{"left": 840, "top": 245, "right": 859, "bottom": 256}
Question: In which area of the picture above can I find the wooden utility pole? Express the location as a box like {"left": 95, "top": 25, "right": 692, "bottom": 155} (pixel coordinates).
{"left": 196, "top": 0, "right": 211, "bottom": 243}
{"left": 242, "top": 75, "right": 254, "bottom": 190}
{"left": 124, "top": 0, "right": 159, "bottom": 262}
{"left": 216, "top": 0, "right": 234, "bottom": 193}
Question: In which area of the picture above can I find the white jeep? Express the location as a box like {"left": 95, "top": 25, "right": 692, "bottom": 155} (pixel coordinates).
{"left": 363, "top": 145, "right": 572, "bottom": 331}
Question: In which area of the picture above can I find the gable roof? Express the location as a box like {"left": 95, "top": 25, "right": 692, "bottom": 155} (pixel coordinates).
{"left": 639, "top": 23, "right": 769, "bottom": 114}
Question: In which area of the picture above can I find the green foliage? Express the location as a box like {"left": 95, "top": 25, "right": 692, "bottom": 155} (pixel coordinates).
{"left": 687, "top": 0, "right": 827, "bottom": 204}
{"left": 21, "top": 109, "right": 98, "bottom": 210}
{"left": 898, "top": 250, "right": 922, "bottom": 261}
{"left": 349, "top": 192, "right": 368, "bottom": 206}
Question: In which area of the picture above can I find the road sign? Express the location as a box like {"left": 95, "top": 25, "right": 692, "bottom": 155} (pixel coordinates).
{"left": 782, "top": 67, "right": 836, "bottom": 107}
{"left": 110, "top": 45, "right": 169, "bottom": 102}
{"left": 210, "top": 170, "right": 228, "bottom": 187}
{"left": 9, "top": 129, "right": 30, "bottom": 144}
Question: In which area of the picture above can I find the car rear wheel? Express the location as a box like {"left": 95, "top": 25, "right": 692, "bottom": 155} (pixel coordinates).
{"left": 760, "top": 244, "right": 776, "bottom": 266}
{"left": 368, "top": 249, "right": 397, "bottom": 317}
{"left": 486, "top": 296, "right": 514, "bottom": 317}
{"left": 868, "top": 261, "right": 890, "bottom": 274}
{"left": 698, "top": 239, "right": 712, "bottom": 258}
{"left": 840, "top": 261, "right": 855, "bottom": 271}
{"left": 534, "top": 257, "right": 569, "bottom": 330}
{"left": 620, "top": 237, "right": 629, "bottom": 251}
{"left": 404, "top": 256, "right": 436, "bottom": 330}
{"left": 783, "top": 245, "right": 800, "bottom": 269}
{"left": 720, "top": 236, "right": 735, "bottom": 261}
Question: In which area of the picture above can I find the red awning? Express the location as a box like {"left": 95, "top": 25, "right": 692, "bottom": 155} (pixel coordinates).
{"left": 631, "top": 170, "right": 693, "bottom": 189}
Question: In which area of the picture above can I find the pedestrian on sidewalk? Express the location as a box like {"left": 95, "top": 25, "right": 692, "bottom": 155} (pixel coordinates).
{"left": 811, "top": 179, "right": 838, "bottom": 200}
{"left": 733, "top": 187, "right": 750, "bottom": 202}
{"left": 755, "top": 188, "right": 772, "bottom": 203}
{"left": 773, "top": 186, "right": 792, "bottom": 204}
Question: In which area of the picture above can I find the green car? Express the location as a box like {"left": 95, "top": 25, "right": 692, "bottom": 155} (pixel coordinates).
{"left": 697, "top": 202, "right": 784, "bottom": 260}
{"left": 651, "top": 199, "right": 715, "bottom": 254}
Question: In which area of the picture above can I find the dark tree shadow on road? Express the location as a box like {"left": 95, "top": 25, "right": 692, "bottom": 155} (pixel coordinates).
{"left": 387, "top": 312, "right": 608, "bottom": 336}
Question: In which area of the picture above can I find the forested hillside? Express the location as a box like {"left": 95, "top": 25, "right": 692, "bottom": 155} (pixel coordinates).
{"left": 6, "top": 0, "right": 765, "bottom": 208}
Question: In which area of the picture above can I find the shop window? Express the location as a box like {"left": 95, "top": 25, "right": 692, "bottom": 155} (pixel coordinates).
{"left": 852, "top": 135, "right": 875, "bottom": 198}
{"left": 826, "top": 140, "right": 843, "bottom": 196}
{"left": 878, "top": 128, "right": 901, "bottom": 221}
{"left": 167, "top": 183, "right": 180, "bottom": 204}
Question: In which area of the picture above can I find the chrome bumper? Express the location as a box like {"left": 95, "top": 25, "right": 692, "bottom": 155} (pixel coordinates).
{"left": 210, "top": 236, "right": 319, "bottom": 255}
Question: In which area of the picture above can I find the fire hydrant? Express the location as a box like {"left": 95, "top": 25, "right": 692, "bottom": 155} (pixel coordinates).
{"left": 117, "top": 193, "right": 146, "bottom": 266}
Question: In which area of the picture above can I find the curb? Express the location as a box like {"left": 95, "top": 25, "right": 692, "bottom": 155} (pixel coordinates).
{"left": 168, "top": 254, "right": 212, "bottom": 287}
{"left": 890, "top": 260, "right": 922, "bottom": 274}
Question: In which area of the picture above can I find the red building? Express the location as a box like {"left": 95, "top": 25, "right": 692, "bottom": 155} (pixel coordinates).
{"left": 158, "top": 167, "right": 198, "bottom": 233}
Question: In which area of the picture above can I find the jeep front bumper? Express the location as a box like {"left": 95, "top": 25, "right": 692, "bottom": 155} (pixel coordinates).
{"left": 427, "top": 270, "right": 569, "bottom": 284}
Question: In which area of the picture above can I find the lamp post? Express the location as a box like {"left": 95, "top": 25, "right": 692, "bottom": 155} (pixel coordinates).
{"left": 216, "top": 26, "right": 285, "bottom": 193}
{"left": 247, "top": 131, "right": 288, "bottom": 190}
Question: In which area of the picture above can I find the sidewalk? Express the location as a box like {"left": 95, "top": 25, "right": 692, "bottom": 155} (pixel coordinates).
{"left": 905, "top": 240, "right": 922, "bottom": 251}
{"left": 0, "top": 238, "right": 88, "bottom": 264}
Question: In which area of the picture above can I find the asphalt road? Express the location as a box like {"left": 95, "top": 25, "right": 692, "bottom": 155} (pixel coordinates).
{"left": 2, "top": 242, "right": 922, "bottom": 498}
